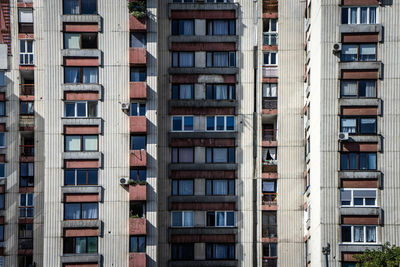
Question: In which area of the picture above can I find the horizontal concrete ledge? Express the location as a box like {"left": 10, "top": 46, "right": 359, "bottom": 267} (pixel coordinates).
{"left": 62, "top": 49, "right": 102, "bottom": 64}
{"left": 62, "top": 220, "right": 101, "bottom": 229}
{"left": 169, "top": 227, "right": 238, "bottom": 236}
{"left": 340, "top": 207, "right": 381, "bottom": 216}
{"left": 169, "top": 99, "right": 238, "bottom": 108}
{"left": 345, "top": 135, "right": 381, "bottom": 144}
{"left": 169, "top": 163, "right": 237, "bottom": 171}
{"left": 169, "top": 67, "right": 239, "bottom": 75}
{"left": 62, "top": 152, "right": 102, "bottom": 160}
{"left": 169, "top": 131, "right": 237, "bottom": 140}
{"left": 339, "top": 98, "right": 381, "bottom": 107}
{"left": 61, "top": 254, "right": 101, "bottom": 263}
{"left": 339, "top": 24, "right": 383, "bottom": 41}
{"left": 169, "top": 35, "right": 238, "bottom": 44}
{"left": 61, "top": 15, "right": 102, "bottom": 31}
{"left": 339, "top": 244, "right": 381, "bottom": 253}
{"left": 338, "top": 171, "right": 381, "bottom": 180}
{"left": 62, "top": 83, "right": 102, "bottom": 93}
{"left": 61, "top": 186, "right": 102, "bottom": 194}
{"left": 339, "top": 61, "right": 383, "bottom": 79}
{"left": 169, "top": 3, "right": 238, "bottom": 11}
{"left": 169, "top": 260, "right": 238, "bottom": 267}
{"left": 169, "top": 195, "right": 237, "bottom": 203}
{"left": 62, "top": 118, "right": 102, "bottom": 127}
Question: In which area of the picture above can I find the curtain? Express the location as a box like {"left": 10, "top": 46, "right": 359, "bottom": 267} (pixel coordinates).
{"left": 27, "top": 163, "right": 34, "bottom": 176}
{"left": 364, "top": 81, "right": 376, "bottom": 97}
{"left": 213, "top": 148, "right": 227, "bottom": 163}
{"left": 65, "top": 204, "right": 80, "bottom": 219}
{"left": 75, "top": 238, "right": 87, "bottom": 253}
{"left": 65, "top": 34, "right": 80, "bottom": 49}
{"left": 215, "top": 244, "right": 228, "bottom": 259}
{"left": 366, "top": 226, "right": 376, "bottom": 242}
{"left": 360, "top": 7, "right": 368, "bottom": 24}
{"left": 360, "top": 44, "right": 376, "bottom": 61}
{"left": 354, "top": 226, "right": 364, "bottom": 242}
{"left": 213, "top": 52, "right": 228, "bottom": 67}
{"left": 214, "top": 180, "right": 227, "bottom": 195}
{"left": 215, "top": 85, "right": 228, "bottom": 99}
{"left": 216, "top": 212, "right": 225, "bottom": 226}
{"left": 83, "top": 136, "right": 98, "bottom": 151}
{"left": 65, "top": 136, "right": 80, "bottom": 151}
{"left": 350, "top": 8, "right": 357, "bottom": 24}
{"left": 213, "top": 20, "right": 228, "bottom": 35}
{"left": 19, "top": 10, "right": 33, "bottom": 23}
{"left": 64, "top": 0, "right": 79, "bottom": 15}
{"left": 182, "top": 20, "right": 194, "bottom": 35}
{"left": 179, "top": 52, "right": 194, "bottom": 67}
{"left": 180, "top": 180, "right": 193, "bottom": 195}
{"left": 183, "top": 212, "right": 194, "bottom": 227}
{"left": 172, "top": 212, "right": 182, "bottom": 226}
{"left": 341, "top": 81, "right": 357, "bottom": 96}
{"left": 82, "top": 203, "right": 98, "bottom": 219}
{"left": 262, "top": 181, "right": 275, "bottom": 193}
{"left": 87, "top": 237, "right": 97, "bottom": 253}
{"left": 65, "top": 67, "right": 80, "bottom": 83}
{"left": 341, "top": 119, "right": 356, "bottom": 133}
{"left": 263, "top": 83, "right": 277, "bottom": 97}
{"left": 82, "top": 68, "right": 98, "bottom": 83}
{"left": 180, "top": 84, "right": 193, "bottom": 99}
{"left": 342, "top": 45, "right": 357, "bottom": 61}
{"left": 369, "top": 8, "right": 376, "bottom": 24}
{"left": 368, "top": 153, "right": 376, "bottom": 170}
{"left": 179, "top": 148, "right": 193, "bottom": 163}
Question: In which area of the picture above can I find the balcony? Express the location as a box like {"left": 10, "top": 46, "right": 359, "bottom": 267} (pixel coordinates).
{"left": 263, "top": 67, "right": 278, "bottom": 78}
{"left": 130, "top": 82, "right": 147, "bottom": 99}
{"left": 129, "top": 184, "right": 147, "bottom": 201}
{"left": 18, "top": 238, "right": 33, "bottom": 250}
{"left": 262, "top": 193, "right": 277, "bottom": 206}
{"left": 20, "top": 84, "right": 34, "bottom": 96}
{"left": 19, "top": 23, "right": 33, "bottom": 34}
{"left": 129, "top": 252, "right": 146, "bottom": 267}
{"left": 262, "top": 226, "right": 277, "bottom": 239}
{"left": 262, "top": 259, "right": 278, "bottom": 267}
{"left": 262, "top": 98, "right": 277, "bottom": 114}
{"left": 262, "top": 129, "right": 277, "bottom": 147}
{"left": 130, "top": 48, "right": 147, "bottom": 65}
{"left": 130, "top": 150, "right": 147, "bottom": 167}
{"left": 130, "top": 116, "right": 147, "bottom": 133}
{"left": 20, "top": 145, "right": 34, "bottom": 157}
{"left": 262, "top": 162, "right": 277, "bottom": 174}
{"left": 129, "top": 217, "right": 146, "bottom": 235}
{"left": 130, "top": 15, "right": 146, "bottom": 31}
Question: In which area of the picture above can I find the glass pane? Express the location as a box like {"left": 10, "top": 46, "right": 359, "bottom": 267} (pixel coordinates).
{"left": 342, "top": 226, "right": 352, "bottom": 242}
{"left": 226, "top": 117, "right": 234, "bottom": 130}
{"left": 207, "top": 117, "right": 215, "bottom": 131}
{"left": 368, "top": 153, "right": 376, "bottom": 170}
{"left": 180, "top": 84, "right": 193, "bottom": 99}
{"left": 226, "top": 212, "right": 235, "bottom": 226}
{"left": 64, "top": 0, "right": 79, "bottom": 15}
{"left": 87, "top": 170, "right": 98, "bottom": 184}
{"left": 172, "top": 117, "right": 182, "bottom": 131}
{"left": 360, "top": 7, "right": 368, "bottom": 24}
{"left": 130, "top": 32, "right": 146, "bottom": 48}
{"left": 65, "top": 203, "right": 80, "bottom": 219}
{"left": 341, "top": 45, "right": 358, "bottom": 61}
{"left": 349, "top": 154, "right": 357, "bottom": 169}
{"left": 82, "top": 203, "right": 98, "bottom": 219}
{"left": 183, "top": 212, "right": 194, "bottom": 226}
{"left": 213, "top": 148, "right": 227, "bottom": 163}
{"left": 342, "top": 8, "right": 349, "bottom": 24}
{"left": 350, "top": 8, "right": 357, "bottom": 24}
{"left": 87, "top": 237, "right": 97, "bottom": 253}
{"left": 88, "top": 102, "right": 97, "bottom": 117}
{"left": 65, "top": 103, "right": 75, "bottom": 117}
{"left": 341, "top": 118, "right": 356, "bottom": 133}
{"left": 77, "top": 170, "right": 87, "bottom": 185}
{"left": 179, "top": 52, "right": 194, "bottom": 67}
{"left": 81, "top": 0, "right": 97, "bottom": 15}
{"left": 213, "top": 180, "right": 228, "bottom": 195}
{"left": 172, "top": 180, "right": 178, "bottom": 195}
{"left": 206, "top": 180, "right": 212, "bottom": 195}
{"left": 360, "top": 118, "right": 376, "bottom": 134}
{"left": 360, "top": 44, "right": 376, "bottom": 61}
{"left": 131, "top": 136, "right": 146, "bottom": 150}
{"left": 65, "top": 136, "right": 81, "bottom": 151}
{"left": 75, "top": 237, "right": 87, "bottom": 253}
{"left": 179, "top": 180, "right": 193, "bottom": 195}
{"left": 178, "top": 148, "right": 193, "bottom": 163}
{"left": 359, "top": 80, "right": 376, "bottom": 97}
{"left": 366, "top": 226, "right": 376, "bottom": 242}
{"left": 216, "top": 212, "right": 225, "bottom": 226}
{"left": 64, "top": 33, "right": 80, "bottom": 49}
{"left": 172, "top": 212, "right": 182, "bottom": 226}
{"left": 138, "top": 237, "right": 146, "bottom": 252}
{"left": 82, "top": 67, "right": 98, "bottom": 83}
{"left": 65, "top": 67, "right": 80, "bottom": 83}
{"left": 213, "top": 20, "right": 228, "bottom": 35}
{"left": 216, "top": 116, "right": 225, "bottom": 130}
{"left": 354, "top": 226, "right": 364, "bottom": 242}
{"left": 83, "top": 136, "right": 98, "bottom": 151}
{"left": 184, "top": 117, "right": 193, "bottom": 131}
{"left": 65, "top": 170, "right": 75, "bottom": 185}
{"left": 76, "top": 103, "right": 87, "bottom": 117}
{"left": 369, "top": 7, "right": 376, "bottom": 24}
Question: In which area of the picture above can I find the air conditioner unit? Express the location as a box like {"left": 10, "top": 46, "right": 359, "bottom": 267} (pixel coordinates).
{"left": 121, "top": 102, "right": 130, "bottom": 110}
{"left": 338, "top": 132, "right": 349, "bottom": 141}
{"left": 333, "top": 43, "right": 342, "bottom": 53}
{"left": 120, "top": 177, "right": 129, "bottom": 185}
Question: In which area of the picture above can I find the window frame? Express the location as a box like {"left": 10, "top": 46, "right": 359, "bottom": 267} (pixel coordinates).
{"left": 206, "top": 84, "right": 236, "bottom": 100}
{"left": 130, "top": 168, "right": 147, "bottom": 182}
{"left": 206, "top": 211, "right": 236, "bottom": 227}
{"left": 171, "top": 84, "right": 194, "bottom": 100}
{"left": 262, "top": 211, "right": 277, "bottom": 238}
{"left": 171, "top": 147, "right": 194, "bottom": 163}
{"left": 129, "top": 236, "right": 146, "bottom": 252}
{"left": 0, "top": 71, "right": 5, "bottom": 86}
{"left": 130, "top": 102, "right": 146, "bottom": 116}
{"left": 206, "top": 19, "right": 236, "bottom": 36}
{"left": 64, "top": 202, "right": 99, "bottom": 220}
{"left": 205, "top": 243, "right": 235, "bottom": 260}
{"left": 172, "top": 179, "right": 194, "bottom": 196}
{"left": 340, "top": 80, "right": 377, "bottom": 98}
{"left": 0, "top": 101, "right": 5, "bottom": 117}
{"left": 64, "top": 101, "right": 98, "bottom": 118}
{"left": 341, "top": 6, "right": 378, "bottom": 25}
{"left": 171, "top": 211, "right": 194, "bottom": 227}
{"left": 0, "top": 193, "right": 4, "bottom": 210}
{"left": 171, "top": 243, "right": 195, "bottom": 260}
{"left": 171, "top": 116, "right": 194, "bottom": 132}
{"left": 206, "top": 51, "right": 236, "bottom": 67}
{"left": 340, "top": 152, "right": 377, "bottom": 170}
{"left": 63, "top": 236, "right": 98, "bottom": 254}
{"left": 64, "top": 66, "right": 99, "bottom": 84}
{"left": 19, "top": 39, "right": 34, "bottom": 65}
{"left": 20, "top": 162, "right": 34, "bottom": 187}
{"left": 130, "top": 32, "right": 147, "bottom": 48}
{"left": 263, "top": 243, "right": 278, "bottom": 259}
{"left": 341, "top": 225, "right": 377, "bottom": 244}
{"left": 64, "top": 32, "right": 98, "bottom": 49}
{"left": 130, "top": 67, "right": 147, "bottom": 82}
{"left": 340, "top": 116, "right": 377, "bottom": 134}
{"left": 172, "top": 52, "right": 195, "bottom": 67}
{"left": 19, "top": 193, "right": 34, "bottom": 218}
{"left": 63, "top": 0, "right": 98, "bottom": 15}
{"left": 263, "top": 52, "right": 278, "bottom": 66}
{"left": 206, "top": 116, "right": 235, "bottom": 131}
{"left": 171, "top": 19, "right": 195, "bottom": 36}
{"left": 263, "top": 18, "right": 278, "bottom": 45}
{"left": 20, "top": 101, "right": 34, "bottom": 115}
{"left": 341, "top": 43, "right": 377, "bottom": 62}
{"left": 206, "top": 147, "right": 235, "bottom": 163}
{"left": 64, "top": 135, "right": 99, "bottom": 152}
{"left": 64, "top": 168, "right": 99, "bottom": 186}
{"left": 130, "top": 135, "right": 147, "bottom": 150}
{"left": 206, "top": 179, "right": 235, "bottom": 196}
{"left": 0, "top": 133, "right": 5, "bottom": 148}
{"left": 340, "top": 188, "right": 377, "bottom": 207}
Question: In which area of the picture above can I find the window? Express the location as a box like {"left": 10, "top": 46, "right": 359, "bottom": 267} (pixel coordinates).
{"left": 65, "top": 169, "right": 98, "bottom": 186}
{"left": 172, "top": 52, "right": 194, "bottom": 67}
{"left": 0, "top": 71, "right": 5, "bottom": 86}
{"left": 206, "top": 180, "right": 235, "bottom": 195}
{"left": 206, "top": 52, "right": 236, "bottom": 67}
{"left": 340, "top": 152, "right": 377, "bottom": 170}
{"left": 173, "top": 0, "right": 194, "bottom": 2}
{"left": 262, "top": 211, "right": 277, "bottom": 238}
{"left": 263, "top": 243, "right": 277, "bottom": 258}
{"left": 0, "top": 193, "right": 4, "bottom": 209}
{"left": 18, "top": 224, "right": 33, "bottom": 250}
{"left": 171, "top": 243, "right": 194, "bottom": 260}
{"left": 263, "top": 83, "right": 277, "bottom": 98}
{"left": 341, "top": 225, "right": 377, "bottom": 243}
{"left": 206, "top": 20, "right": 235, "bottom": 35}
{"left": 63, "top": 0, "right": 97, "bottom": 15}
{"left": 65, "top": 67, "right": 98, "bottom": 84}
{"left": 206, "top": 116, "right": 235, "bottom": 131}
{"left": 18, "top": 9, "right": 33, "bottom": 34}
{"left": 207, "top": 0, "right": 229, "bottom": 2}
{"left": 65, "top": 135, "right": 98, "bottom": 152}
{"left": 130, "top": 67, "right": 147, "bottom": 82}
{"left": 130, "top": 168, "right": 146, "bottom": 182}
{"left": 172, "top": 20, "right": 194, "bottom": 35}
{"left": 172, "top": 180, "right": 194, "bottom": 196}
{"left": 340, "top": 189, "right": 377, "bottom": 207}
{"left": 264, "top": 52, "right": 277, "bottom": 65}
{"left": 0, "top": 102, "right": 5, "bottom": 116}
{"left": 0, "top": 164, "right": 5, "bottom": 179}
{"left": 172, "top": 116, "right": 193, "bottom": 131}
{"left": 341, "top": 44, "right": 376, "bottom": 62}
{"left": 342, "top": 7, "right": 377, "bottom": 24}
{"left": 340, "top": 117, "right": 377, "bottom": 134}
{"left": 64, "top": 33, "right": 98, "bottom": 49}
{"left": 206, "top": 211, "right": 235, "bottom": 227}
{"left": 20, "top": 101, "right": 34, "bottom": 115}
{"left": 20, "top": 193, "right": 34, "bottom": 218}
{"left": 263, "top": 19, "right": 278, "bottom": 45}
{"left": 130, "top": 102, "right": 146, "bottom": 116}
{"left": 172, "top": 84, "right": 194, "bottom": 100}
{"left": 0, "top": 225, "right": 3, "bottom": 242}
{"left": 20, "top": 40, "right": 34, "bottom": 65}
{"left": 130, "top": 202, "right": 145, "bottom": 218}
{"left": 206, "top": 147, "right": 235, "bottom": 163}
{"left": 130, "top": 236, "right": 146, "bottom": 252}
{"left": 18, "top": 256, "right": 33, "bottom": 267}
{"left": 172, "top": 147, "right": 194, "bottom": 163}
{"left": 20, "top": 163, "right": 34, "bottom": 187}
{"left": 206, "top": 243, "right": 235, "bottom": 260}
{"left": 130, "top": 32, "right": 146, "bottom": 48}
{"left": 263, "top": 147, "right": 277, "bottom": 163}
{"left": 206, "top": 84, "right": 235, "bottom": 100}
{"left": 65, "top": 101, "right": 97, "bottom": 118}
{"left": 341, "top": 80, "right": 376, "bottom": 98}
{"left": 0, "top": 133, "right": 5, "bottom": 148}
{"left": 262, "top": 180, "right": 276, "bottom": 193}
{"left": 64, "top": 203, "right": 98, "bottom": 220}
{"left": 63, "top": 237, "right": 98, "bottom": 254}
{"left": 131, "top": 135, "right": 146, "bottom": 150}
{"left": 171, "top": 211, "right": 194, "bottom": 227}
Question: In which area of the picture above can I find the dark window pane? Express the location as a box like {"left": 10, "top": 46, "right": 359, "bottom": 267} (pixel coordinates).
{"left": 77, "top": 170, "right": 87, "bottom": 185}
{"left": 87, "top": 170, "right": 98, "bottom": 185}
{"left": 65, "top": 170, "right": 75, "bottom": 185}
{"left": 131, "top": 136, "right": 146, "bottom": 150}
{"left": 81, "top": 0, "right": 97, "bottom": 14}
{"left": 87, "top": 237, "right": 98, "bottom": 253}
{"left": 342, "top": 226, "right": 351, "bottom": 242}
{"left": 360, "top": 118, "right": 376, "bottom": 134}
{"left": 172, "top": 85, "right": 179, "bottom": 99}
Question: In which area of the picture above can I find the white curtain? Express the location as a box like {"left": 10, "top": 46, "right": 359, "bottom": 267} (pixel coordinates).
{"left": 360, "top": 7, "right": 368, "bottom": 24}
{"left": 216, "top": 212, "right": 225, "bottom": 226}
{"left": 369, "top": 8, "right": 376, "bottom": 24}
{"left": 341, "top": 81, "right": 357, "bottom": 96}
{"left": 179, "top": 52, "right": 194, "bottom": 67}
{"left": 82, "top": 68, "right": 98, "bottom": 83}
{"left": 64, "top": 0, "right": 79, "bottom": 15}
{"left": 354, "top": 226, "right": 364, "bottom": 242}
{"left": 65, "top": 34, "right": 80, "bottom": 49}
{"left": 66, "top": 136, "right": 81, "bottom": 151}
{"left": 65, "top": 204, "right": 80, "bottom": 219}
{"left": 368, "top": 153, "right": 376, "bottom": 169}
{"left": 83, "top": 136, "right": 98, "bottom": 151}
{"left": 183, "top": 212, "right": 194, "bottom": 227}
{"left": 350, "top": 8, "right": 357, "bottom": 24}
{"left": 215, "top": 85, "right": 228, "bottom": 99}
{"left": 19, "top": 10, "right": 33, "bottom": 23}
{"left": 263, "top": 83, "right": 277, "bottom": 97}
{"left": 180, "top": 85, "right": 193, "bottom": 99}
{"left": 364, "top": 81, "right": 375, "bottom": 97}
{"left": 213, "top": 53, "right": 228, "bottom": 67}
{"left": 342, "top": 45, "right": 357, "bottom": 60}
{"left": 76, "top": 238, "right": 86, "bottom": 253}
{"left": 65, "top": 67, "right": 80, "bottom": 83}
{"left": 213, "top": 21, "right": 228, "bottom": 35}
{"left": 213, "top": 148, "right": 227, "bottom": 163}
{"left": 214, "top": 180, "right": 228, "bottom": 195}
{"left": 341, "top": 119, "right": 356, "bottom": 133}
{"left": 28, "top": 163, "right": 34, "bottom": 176}
{"left": 82, "top": 203, "right": 98, "bottom": 219}
{"left": 366, "top": 226, "right": 376, "bottom": 242}
{"left": 360, "top": 44, "right": 376, "bottom": 60}
{"left": 182, "top": 20, "right": 194, "bottom": 35}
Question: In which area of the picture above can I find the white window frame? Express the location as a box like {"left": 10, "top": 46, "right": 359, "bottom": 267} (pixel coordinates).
{"left": 171, "top": 211, "right": 194, "bottom": 227}
{"left": 0, "top": 132, "right": 5, "bottom": 148}
{"left": 19, "top": 193, "right": 34, "bottom": 218}
{"left": 263, "top": 52, "right": 277, "bottom": 66}
{"left": 341, "top": 225, "right": 377, "bottom": 244}
{"left": 171, "top": 116, "right": 194, "bottom": 132}
{"left": 207, "top": 211, "right": 235, "bottom": 227}
{"left": 20, "top": 40, "right": 34, "bottom": 65}
{"left": 263, "top": 18, "right": 278, "bottom": 45}
{"left": 130, "top": 102, "right": 146, "bottom": 116}
{"left": 340, "top": 188, "right": 377, "bottom": 207}
{"left": 206, "top": 116, "right": 235, "bottom": 132}
{"left": 64, "top": 101, "right": 97, "bottom": 118}
{"left": 342, "top": 6, "right": 378, "bottom": 25}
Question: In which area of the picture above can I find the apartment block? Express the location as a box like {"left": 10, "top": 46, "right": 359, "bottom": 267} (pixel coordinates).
{"left": 0, "top": 0, "right": 398, "bottom": 267}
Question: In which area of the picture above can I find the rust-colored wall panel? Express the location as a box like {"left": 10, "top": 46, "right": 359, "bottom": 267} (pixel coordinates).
{"left": 130, "top": 82, "right": 147, "bottom": 99}
{"left": 64, "top": 194, "right": 99, "bottom": 203}
{"left": 129, "top": 47, "right": 147, "bottom": 65}
{"left": 64, "top": 92, "right": 99, "bottom": 101}
{"left": 171, "top": 170, "right": 235, "bottom": 179}
{"left": 342, "top": 34, "right": 379, "bottom": 43}
{"left": 341, "top": 142, "right": 378, "bottom": 152}
{"left": 64, "top": 23, "right": 98, "bottom": 32}
{"left": 171, "top": 10, "right": 235, "bottom": 19}
{"left": 130, "top": 150, "right": 147, "bottom": 167}
{"left": 64, "top": 126, "right": 99, "bottom": 135}
{"left": 129, "top": 15, "right": 146, "bottom": 31}
{"left": 129, "top": 218, "right": 147, "bottom": 235}
{"left": 0, "top": 185, "right": 4, "bottom": 193}
{"left": 170, "top": 138, "right": 235, "bottom": 147}
{"left": 171, "top": 42, "right": 235, "bottom": 52}
{"left": 171, "top": 75, "right": 199, "bottom": 84}
{"left": 342, "top": 70, "right": 379, "bottom": 79}
{"left": 129, "top": 185, "right": 147, "bottom": 201}
{"left": 0, "top": 93, "right": 5, "bottom": 101}
{"left": 64, "top": 160, "right": 99, "bottom": 168}
{"left": 64, "top": 58, "right": 98, "bottom": 67}
{"left": 0, "top": 154, "right": 5, "bottom": 162}
{"left": 342, "top": 253, "right": 362, "bottom": 262}
{"left": 64, "top": 228, "right": 99, "bottom": 237}
{"left": 129, "top": 253, "right": 146, "bottom": 267}
{"left": 170, "top": 107, "right": 235, "bottom": 115}
{"left": 341, "top": 216, "right": 379, "bottom": 225}
{"left": 0, "top": 123, "right": 5, "bottom": 132}
{"left": 342, "top": 0, "right": 379, "bottom": 6}
{"left": 171, "top": 234, "right": 235, "bottom": 243}
{"left": 341, "top": 107, "right": 378, "bottom": 116}
{"left": 130, "top": 116, "right": 147, "bottom": 133}
{"left": 171, "top": 202, "right": 235, "bottom": 210}
{"left": 341, "top": 179, "right": 378, "bottom": 188}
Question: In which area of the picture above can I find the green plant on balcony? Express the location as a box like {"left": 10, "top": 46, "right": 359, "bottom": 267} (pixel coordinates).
{"left": 128, "top": 0, "right": 147, "bottom": 19}
{"left": 127, "top": 179, "right": 147, "bottom": 186}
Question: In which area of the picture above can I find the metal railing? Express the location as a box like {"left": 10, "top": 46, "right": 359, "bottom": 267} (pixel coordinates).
{"left": 18, "top": 239, "right": 33, "bottom": 250}
{"left": 18, "top": 23, "right": 34, "bottom": 34}
{"left": 20, "top": 145, "right": 34, "bottom": 157}
{"left": 262, "top": 259, "right": 278, "bottom": 267}
{"left": 262, "top": 193, "right": 277, "bottom": 205}
{"left": 20, "top": 84, "right": 34, "bottom": 95}
{"left": 262, "top": 226, "right": 277, "bottom": 238}
{"left": 262, "top": 164, "right": 277, "bottom": 173}
{"left": 262, "top": 98, "right": 278, "bottom": 109}
{"left": 262, "top": 129, "right": 277, "bottom": 141}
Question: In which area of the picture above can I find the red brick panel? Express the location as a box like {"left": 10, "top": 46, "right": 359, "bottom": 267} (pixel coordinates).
{"left": 64, "top": 228, "right": 99, "bottom": 237}
{"left": 342, "top": 34, "right": 379, "bottom": 43}
{"left": 64, "top": 264, "right": 98, "bottom": 267}
{"left": 341, "top": 179, "right": 378, "bottom": 188}
{"left": 19, "top": 95, "right": 34, "bottom": 101}
{"left": 171, "top": 234, "right": 235, "bottom": 243}
{"left": 171, "top": 10, "right": 235, "bottom": 20}
{"left": 129, "top": 48, "right": 147, "bottom": 65}
{"left": 262, "top": 13, "right": 278, "bottom": 19}
{"left": 0, "top": 154, "right": 5, "bottom": 162}
{"left": 130, "top": 116, "right": 147, "bottom": 133}
{"left": 64, "top": 160, "right": 99, "bottom": 169}
{"left": 130, "top": 150, "right": 147, "bottom": 167}
{"left": 223, "top": 75, "right": 236, "bottom": 83}
{"left": 342, "top": 253, "right": 362, "bottom": 262}
{"left": 342, "top": 0, "right": 379, "bottom": 6}
{"left": 341, "top": 216, "right": 379, "bottom": 225}
{"left": 129, "top": 15, "right": 146, "bottom": 31}
{"left": 171, "top": 170, "right": 235, "bottom": 179}
{"left": 64, "top": 126, "right": 99, "bottom": 135}
{"left": 129, "top": 185, "right": 147, "bottom": 201}
{"left": 341, "top": 143, "right": 378, "bottom": 152}
{"left": 0, "top": 93, "right": 5, "bottom": 101}
{"left": 170, "top": 107, "right": 235, "bottom": 116}
{"left": 171, "top": 75, "right": 199, "bottom": 84}
{"left": 0, "top": 185, "right": 4, "bottom": 193}
{"left": 64, "top": 23, "right": 98, "bottom": 32}
{"left": 64, "top": 58, "right": 98, "bottom": 67}
{"left": 65, "top": 92, "right": 99, "bottom": 101}
{"left": 341, "top": 107, "right": 378, "bottom": 116}
{"left": 129, "top": 253, "right": 146, "bottom": 267}
{"left": 64, "top": 194, "right": 99, "bottom": 203}
{"left": 171, "top": 202, "right": 235, "bottom": 210}
{"left": 342, "top": 70, "right": 379, "bottom": 80}
{"left": 0, "top": 123, "right": 5, "bottom": 132}
{"left": 262, "top": 45, "right": 278, "bottom": 51}
{"left": 129, "top": 218, "right": 147, "bottom": 235}
{"left": 170, "top": 138, "right": 235, "bottom": 147}
{"left": 0, "top": 216, "right": 4, "bottom": 224}
{"left": 130, "top": 82, "right": 147, "bottom": 99}
{"left": 171, "top": 42, "right": 235, "bottom": 52}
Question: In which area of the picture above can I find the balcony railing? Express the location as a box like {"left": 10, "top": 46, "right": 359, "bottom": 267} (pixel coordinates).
{"left": 19, "top": 23, "right": 33, "bottom": 34}
{"left": 262, "top": 98, "right": 277, "bottom": 109}
{"left": 262, "top": 226, "right": 277, "bottom": 238}
{"left": 18, "top": 239, "right": 33, "bottom": 250}
{"left": 263, "top": 67, "right": 278, "bottom": 78}
{"left": 20, "top": 84, "right": 34, "bottom": 95}
{"left": 263, "top": 129, "right": 277, "bottom": 142}
{"left": 20, "top": 145, "right": 34, "bottom": 157}
{"left": 262, "top": 193, "right": 277, "bottom": 205}
{"left": 262, "top": 163, "right": 277, "bottom": 173}
{"left": 262, "top": 259, "right": 278, "bottom": 267}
